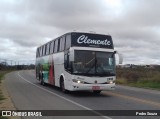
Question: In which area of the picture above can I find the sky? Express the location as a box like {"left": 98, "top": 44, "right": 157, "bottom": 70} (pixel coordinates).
{"left": 0, "top": 0, "right": 160, "bottom": 65}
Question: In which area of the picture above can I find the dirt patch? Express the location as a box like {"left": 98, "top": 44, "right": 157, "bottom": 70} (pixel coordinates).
{"left": 0, "top": 79, "right": 21, "bottom": 119}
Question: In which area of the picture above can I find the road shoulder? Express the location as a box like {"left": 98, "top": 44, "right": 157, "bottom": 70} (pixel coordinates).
{"left": 0, "top": 75, "right": 21, "bottom": 119}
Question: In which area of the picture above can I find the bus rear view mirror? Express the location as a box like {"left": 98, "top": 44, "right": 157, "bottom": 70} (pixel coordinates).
{"left": 118, "top": 53, "right": 123, "bottom": 64}
{"left": 115, "top": 51, "right": 123, "bottom": 64}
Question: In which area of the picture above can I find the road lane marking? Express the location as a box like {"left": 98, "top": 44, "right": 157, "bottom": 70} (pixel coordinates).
{"left": 17, "top": 71, "right": 112, "bottom": 119}
{"left": 103, "top": 91, "right": 160, "bottom": 108}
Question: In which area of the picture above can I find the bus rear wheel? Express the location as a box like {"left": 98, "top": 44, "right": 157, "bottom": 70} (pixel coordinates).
{"left": 40, "top": 74, "right": 45, "bottom": 86}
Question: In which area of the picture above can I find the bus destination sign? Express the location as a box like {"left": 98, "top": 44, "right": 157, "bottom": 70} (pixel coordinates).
{"left": 71, "top": 33, "right": 113, "bottom": 49}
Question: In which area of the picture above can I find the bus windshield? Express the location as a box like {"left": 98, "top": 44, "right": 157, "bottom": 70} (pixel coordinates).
{"left": 73, "top": 50, "right": 116, "bottom": 77}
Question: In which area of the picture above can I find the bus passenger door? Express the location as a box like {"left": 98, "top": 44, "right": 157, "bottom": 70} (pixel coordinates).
{"left": 64, "top": 50, "right": 72, "bottom": 90}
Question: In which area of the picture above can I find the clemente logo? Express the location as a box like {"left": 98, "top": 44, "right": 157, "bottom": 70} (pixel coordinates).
{"left": 77, "top": 35, "right": 111, "bottom": 46}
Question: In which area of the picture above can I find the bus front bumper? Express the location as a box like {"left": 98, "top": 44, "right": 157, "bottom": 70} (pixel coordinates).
{"left": 69, "top": 83, "right": 116, "bottom": 91}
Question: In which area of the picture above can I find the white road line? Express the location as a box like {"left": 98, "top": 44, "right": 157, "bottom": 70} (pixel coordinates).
{"left": 17, "top": 71, "right": 112, "bottom": 119}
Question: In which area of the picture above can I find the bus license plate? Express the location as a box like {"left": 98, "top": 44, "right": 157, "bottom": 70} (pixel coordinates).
{"left": 92, "top": 86, "right": 100, "bottom": 90}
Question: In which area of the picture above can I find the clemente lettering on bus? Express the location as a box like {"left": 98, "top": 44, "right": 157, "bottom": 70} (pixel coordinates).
{"left": 77, "top": 35, "right": 111, "bottom": 46}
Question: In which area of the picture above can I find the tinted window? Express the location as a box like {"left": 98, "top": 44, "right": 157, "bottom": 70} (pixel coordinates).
{"left": 65, "top": 34, "right": 71, "bottom": 49}
{"left": 53, "top": 41, "right": 55, "bottom": 53}
{"left": 50, "top": 41, "right": 54, "bottom": 54}
{"left": 40, "top": 47, "right": 43, "bottom": 57}
{"left": 64, "top": 50, "right": 71, "bottom": 71}
{"left": 42, "top": 45, "right": 46, "bottom": 56}
{"left": 36, "top": 48, "right": 38, "bottom": 57}
{"left": 59, "top": 37, "right": 65, "bottom": 51}
{"left": 46, "top": 43, "right": 50, "bottom": 55}
{"left": 38, "top": 48, "right": 40, "bottom": 57}
{"left": 57, "top": 39, "right": 60, "bottom": 52}
{"left": 63, "top": 36, "right": 66, "bottom": 50}
{"left": 59, "top": 38, "right": 63, "bottom": 51}
{"left": 54, "top": 39, "right": 58, "bottom": 53}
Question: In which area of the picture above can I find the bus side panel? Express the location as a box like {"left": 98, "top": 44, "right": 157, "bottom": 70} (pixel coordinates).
{"left": 35, "top": 58, "right": 39, "bottom": 80}
{"left": 53, "top": 52, "right": 65, "bottom": 87}
{"left": 48, "top": 54, "right": 55, "bottom": 85}
{"left": 36, "top": 55, "right": 55, "bottom": 85}
{"left": 63, "top": 70, "right": 72, "bottom": 90}
{"left": 41, "top": 56, "right": 49, "bottom": 84}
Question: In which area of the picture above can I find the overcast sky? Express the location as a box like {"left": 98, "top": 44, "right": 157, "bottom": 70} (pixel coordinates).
{"left": 0, "top": 0, "right": 160, "bottom": 65}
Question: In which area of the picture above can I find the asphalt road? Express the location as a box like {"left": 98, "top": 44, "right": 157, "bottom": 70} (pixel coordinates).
{"left": 4, "top": 70, "right": 160, "bottom": 119}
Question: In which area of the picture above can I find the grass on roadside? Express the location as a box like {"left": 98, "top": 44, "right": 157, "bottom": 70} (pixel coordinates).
{"left": 0, "top": 70, "right": 15, "bottom": 119}
{"left": 0, "top": 117, "right": 9, "bottom": 119}
{"left": 116, "top": 79, "right": 160, "bottom": 90}
{"left": 0, "top": 71, "right": 13, "bottom": 101}
{"left": 116, "top": 68, "right": 160, "bottom": 90}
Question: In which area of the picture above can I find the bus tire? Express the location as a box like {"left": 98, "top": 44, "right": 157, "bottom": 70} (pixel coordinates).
{"left": 38, "top": 73, "right": 41, "bottom": 81}
{"left": 60, "top": 78, "right": 68, "bottom": 93}
{"left": 93, "top": 90, "right": 101, "bottom": 94}
{"left": 40, "top": 74, "right": 45, "bottom": 86}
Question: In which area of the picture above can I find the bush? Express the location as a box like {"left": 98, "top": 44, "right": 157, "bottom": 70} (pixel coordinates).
{"left": 152, "top": 74, "right": 160, "bottom": 83}
{"left": 125, "top": 72, "right": 140, "bottom": 83}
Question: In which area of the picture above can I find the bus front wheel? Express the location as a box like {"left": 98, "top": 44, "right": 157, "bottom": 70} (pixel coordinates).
{"left": 60, "top": 79, "right": 68, "bottom": 93}
{"left": 93, "top": 90, "right": 101, "bottom": 94}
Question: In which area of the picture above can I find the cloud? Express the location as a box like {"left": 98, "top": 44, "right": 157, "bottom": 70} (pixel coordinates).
{"left": 0, "top": 0, "right": 160, "bottom": 64}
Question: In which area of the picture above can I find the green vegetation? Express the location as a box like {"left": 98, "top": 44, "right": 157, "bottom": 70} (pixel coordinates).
{"left": 0, "top": 70, "right": 15, "bottom": 119}
{"left": 0, "top": 71, "right": 12, "bottom": 119}
{"left": 0, "top": 71, "right": 9, "bottom": 83}
{"left": 0, "top": 117, "right": 8, "bottom": 119}
{"left": 116, "top": 67, "right": 160, "bottom": 90}
{"left": 0, "top": 71, "right": 13, "bottom": 101}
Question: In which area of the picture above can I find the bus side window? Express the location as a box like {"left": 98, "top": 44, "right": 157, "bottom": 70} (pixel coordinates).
{"left": 46, "top": 43, "right": 50, "bottom": 55}
{"left": 39, "top": 47, "right": 42, "bottom": 57}
{"left": 54, "top": 39, "right": 58, "bottom": 53}
{"left": 36, "top": 48, "right": 39, "bottom": 57}
{"left": 42, "top": 45, "right": 46, "bottom": 56}
{"left": 57, "top": 39, "right": 60, "bottom": 52}
{"left": 64, "top": 54, "right": 68, "bottom": 69}
{"left": 38, "top": 48, "right": 40, "bottom": 57}
{"left": 50, "top": 41, "right": 54, "bottom": 54}
{"left": 49, "top": 42, "right": 52, "bottom": 54}
{"left": 60, "top": 37, "right": 65, "bottom": 51}
{"left": 63, "top": 36, "right": 66, "bottom": 50}
{"left": 64, "top": 51, "right": 72, "bottom": 72}
{"left": 65, "top": 34, "right": 71, "bottom": 50}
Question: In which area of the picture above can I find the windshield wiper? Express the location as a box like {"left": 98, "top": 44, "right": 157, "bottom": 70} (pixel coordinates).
{"left": 85, "top": 62, "right": 95, "bottom": 74}
{"left": 85, "top": 57, "right": 97, "bottom": 74}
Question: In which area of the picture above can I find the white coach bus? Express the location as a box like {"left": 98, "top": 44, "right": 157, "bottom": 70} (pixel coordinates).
{"left": 36, "top": 32, "right": 122, "bottom": 94}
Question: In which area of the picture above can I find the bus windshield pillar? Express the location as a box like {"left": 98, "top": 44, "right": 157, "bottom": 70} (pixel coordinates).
{"left": 69, "top": 48, "right": 74, "bottom": 61}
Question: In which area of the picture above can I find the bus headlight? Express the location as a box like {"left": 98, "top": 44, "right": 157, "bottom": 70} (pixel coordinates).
{"left": 107, "top": 78, "right": 115, "bottom": 84}
{"left": 72, "top": 79, "right": 84, "bottom": 84}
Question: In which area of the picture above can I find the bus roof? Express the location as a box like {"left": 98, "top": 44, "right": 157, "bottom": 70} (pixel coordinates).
{"left": 37, "top": 32, "right": 113, "bottom": 49}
